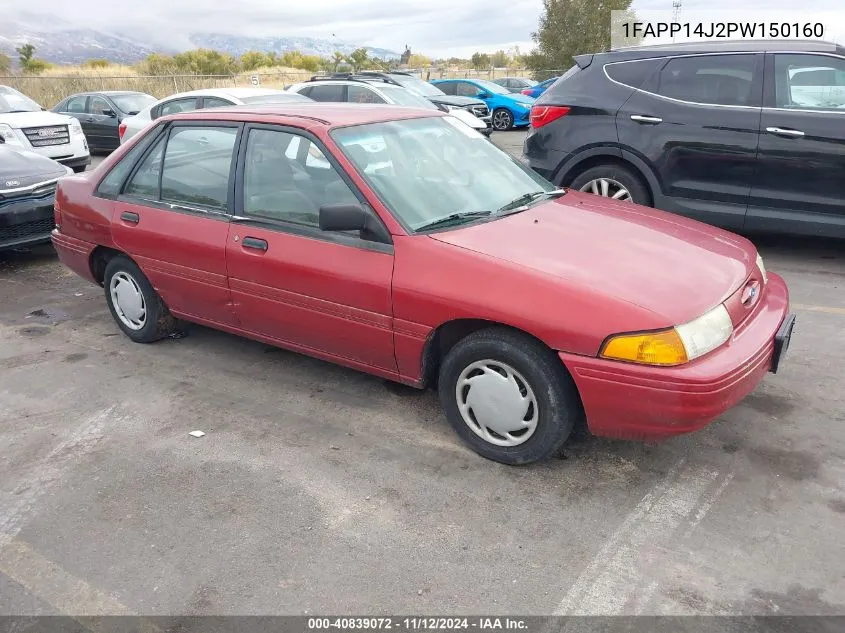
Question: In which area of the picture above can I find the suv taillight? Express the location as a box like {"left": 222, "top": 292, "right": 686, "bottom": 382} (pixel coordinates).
{"left": 118, "top": 122, "right": 127, "bottom": 140}
{"left": 530, "top": 105, "right": 570, "bottom": 129}
{"left": 521, "top": 88, "right": 532, "bottom": 95}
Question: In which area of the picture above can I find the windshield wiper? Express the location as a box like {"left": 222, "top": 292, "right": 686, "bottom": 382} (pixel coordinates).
{"left": 416, "top": 210, "right": 493, "bottom": 231}
{"left": 496, "top": 189, "right": 566, "bottom": 213}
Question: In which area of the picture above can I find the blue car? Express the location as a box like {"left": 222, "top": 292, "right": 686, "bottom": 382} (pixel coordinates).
{"left": 430, "top": 78, "right": 534, "bottom": 131}
{"left": 521, "top": 76, "right": 560, "bottom": 99}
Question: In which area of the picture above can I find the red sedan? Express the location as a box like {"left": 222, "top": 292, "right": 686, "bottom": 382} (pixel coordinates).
{"left": 51, "top": 103, "right": 795, "bottom": 465}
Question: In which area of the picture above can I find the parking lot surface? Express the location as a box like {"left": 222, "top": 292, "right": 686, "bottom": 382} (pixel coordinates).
{"left": 1, "top": 133, "right": 844, "bottom": 616}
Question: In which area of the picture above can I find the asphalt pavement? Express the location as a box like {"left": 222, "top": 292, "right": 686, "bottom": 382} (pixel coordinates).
{"left": 1, "top": 133, "right": 844, "bottom": 616}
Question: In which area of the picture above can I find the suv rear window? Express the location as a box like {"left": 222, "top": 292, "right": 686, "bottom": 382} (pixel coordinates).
{"left": 655, "top": 54, "right": 759, "bottom": 107}
{"left": 308, "top": 84, "right": 345, "bottom": 102}
{"left": 604, "top": 59, "right": 661, "bottom": 89}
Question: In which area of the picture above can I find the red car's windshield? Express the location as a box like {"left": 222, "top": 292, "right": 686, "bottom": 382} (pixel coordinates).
{"left": 331, "top": 116, "right": 556, "bottom": 231}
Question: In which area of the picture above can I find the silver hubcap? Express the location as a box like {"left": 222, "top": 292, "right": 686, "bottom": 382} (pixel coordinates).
{"left": 492, "top": 110, "right": 512, "bottom": 130}
{"left": 579, "top": 178, "right": 632, "bottom": 201}
{"left": 109, "top": 271, "right": 146, "bottom": 330}
{"left": 456, "top": 360, "right": 539, "bottom": 447}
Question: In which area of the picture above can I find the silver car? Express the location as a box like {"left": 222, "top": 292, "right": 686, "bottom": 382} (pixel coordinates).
{"left": 119, "top": 88, "right": 311, "bottom": 144}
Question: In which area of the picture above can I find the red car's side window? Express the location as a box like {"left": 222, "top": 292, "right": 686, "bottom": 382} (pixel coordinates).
{"left": 242, "top": 128, "right": 358, "bottom": 227}
{"left": 121, "top": 126, "right": 238, "bottom": 211}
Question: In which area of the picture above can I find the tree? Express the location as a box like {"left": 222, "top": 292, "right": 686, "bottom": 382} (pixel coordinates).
{"left": 526, "top": 0, "right": 638, "bottom": 79}
{"left": 0, "top": 53, "right": 10, "bottom": 75}
{"left": 16, "top": 43, "right": 35, "bottom": 68}
{"left": 82, "top": 58, "right": 111, "bottom": 69}
{"left": 23, "top": 59, "right": 52, "bottom": 74}
{"left": 172, "top": 48, "right": 239, "bottom": 75}
{"left": 331, "top": 51, "right": 347, "bottom": 71}
{"left": 240, "top": 51, "right": 273, "bottom": 71}
{"left": 470, "top": 52, "right": 491, "bottom": 69}
{"left": 135, "top": 53, "right": 179, "bottom": 75}
{"left": 347, "top": 48, "right": 370, "bottom": 71}
{"left": 490, "top": 50, "right": 509, "bottom": 67}
{"left": 407, "top": 53, "right": 431, "bottom": 68}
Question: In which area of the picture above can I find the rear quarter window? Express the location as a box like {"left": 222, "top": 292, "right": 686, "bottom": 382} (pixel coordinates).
{"left": 604, "top": 59, "right": 662, "bottom": 89}
{"left": 96, "top": 125, "right": 165, "bottom": 198}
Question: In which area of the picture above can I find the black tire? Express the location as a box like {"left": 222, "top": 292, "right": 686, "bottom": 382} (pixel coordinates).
{"left": 103, "top": 255, "right": 176, "bottom": 343}
{"left": 491, "top": 107, "right": 514, "bottom": 131}
{"left": 438, "top": 328, "right": 580, "bottom": 465}
{"left": 569, "top": 163, "right": 651, "bottom": 206}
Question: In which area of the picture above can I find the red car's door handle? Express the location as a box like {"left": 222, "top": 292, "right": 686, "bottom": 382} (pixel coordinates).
{"left": 242, "top": 236, "right": 268, "bottom": 251}
{"left": 120, "top": 211, "right": 140, "bottom": 224}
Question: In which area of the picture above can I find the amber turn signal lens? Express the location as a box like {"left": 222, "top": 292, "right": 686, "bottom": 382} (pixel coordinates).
{"left": 600, "top": 329, "right": 689, "bottom": 366}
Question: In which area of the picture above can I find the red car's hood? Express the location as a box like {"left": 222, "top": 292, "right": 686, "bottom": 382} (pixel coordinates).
{"left": 429, "top": 191, "right": 757, "bottom": 325}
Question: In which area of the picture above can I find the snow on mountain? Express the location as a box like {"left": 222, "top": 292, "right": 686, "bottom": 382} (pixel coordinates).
{"left": 0, "top": 20, "right": 400, "bottom": 67}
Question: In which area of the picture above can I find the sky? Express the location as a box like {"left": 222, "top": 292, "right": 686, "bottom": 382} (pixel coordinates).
{"left": 6, "top": 0, "right": 844, "bottom": 57}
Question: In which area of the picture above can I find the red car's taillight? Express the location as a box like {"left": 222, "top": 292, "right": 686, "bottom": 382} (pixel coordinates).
{"left": 530, "top": 105, "right": 570, "bottom": 129}
{"left": 521, "top": 88, "right": 532, "bottom": 95}
{"left": 118, "top": 122, "right": 127, "bottom": 140}
{"left": 53, "top": 191, "right": 62, "bottom": 230}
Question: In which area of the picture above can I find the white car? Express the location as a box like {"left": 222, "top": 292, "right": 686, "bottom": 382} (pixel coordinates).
{"left": 0, "top": 86, "right": 91, "bottom": 173}
{"left": 286, "top": 78, "right": 492, "bottom": 136}
{"left": 119, "top": 87, "right": 313, "bottom": 144}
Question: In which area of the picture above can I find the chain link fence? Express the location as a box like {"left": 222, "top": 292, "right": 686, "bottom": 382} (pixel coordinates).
{"left": 2, "top": 68, "right": 565, "bottom": 108}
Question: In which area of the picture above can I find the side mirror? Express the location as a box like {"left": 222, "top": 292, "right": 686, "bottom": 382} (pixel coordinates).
{"left": 319, "top": 203, "right": 392, "bottom": 244}
{"left": 477, "top": 91, "right": 490, "bottom": 99}
{"left": 319, "top": 203, "right": 367, "bottom": 232}
{"left": 102, "top": 109, "right": 116, "bottom": 117}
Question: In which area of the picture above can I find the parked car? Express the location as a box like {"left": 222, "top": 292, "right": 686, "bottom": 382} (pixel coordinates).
{"left": 287, "top": 76, "right": 492, "bottom": 136}
{"left": 0, "top": 85, "right": 90, "bottom": 173}
{"left": 353, "top": 71, "right": 492, "bottom": 127}
{"left": 492, "top": 77, "right": 538, "bottom": 93}
{"left": 52, "top": 91, "right": 156, "bottom": 153}
{"left": 51, "top": 102, "right": 794, "bottom": 465}
{"left": 524, "top": 40, "right": 845, "bottom": 238}
{"left": 521, "top": 76, "right": 559, "bottom": 98}
{"left": 119, "top": 88, "right": 312, "bottom": 144}
{"left": 431, "top": 78, "right": 534, "bottom": 130}
{"left": 0, "top": 145, "right": 71, "bottom": 251}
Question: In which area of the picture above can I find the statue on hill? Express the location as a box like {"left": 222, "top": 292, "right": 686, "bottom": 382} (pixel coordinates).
{"left": 400, "top": 45, "right": 411, "bottom": 66}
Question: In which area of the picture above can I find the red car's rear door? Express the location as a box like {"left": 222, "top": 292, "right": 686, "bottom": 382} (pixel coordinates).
{"left": 225, "top": 124, "right": 396, "bottom": 372}
{"left": 111, "top": 122, "right": 240, "bottom": 325}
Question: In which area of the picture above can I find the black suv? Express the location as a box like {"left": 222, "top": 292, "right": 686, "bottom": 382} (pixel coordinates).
{"left": 524, "top": 40, "right": 845, "bottom": 238}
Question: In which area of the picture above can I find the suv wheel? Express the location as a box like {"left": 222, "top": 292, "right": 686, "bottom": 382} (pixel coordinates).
{"left": 491, "top": 108, "right": 514, "bottom": 131}
{"left": 570, "top": 164, "right": 650, "bottom": 206}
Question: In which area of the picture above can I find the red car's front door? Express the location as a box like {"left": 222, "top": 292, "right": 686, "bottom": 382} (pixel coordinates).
{"left": 111, "top": 123, "right": 240, "bottom": 325}
{"left": 225, "top": 124, "right": 396, "bottom": 372}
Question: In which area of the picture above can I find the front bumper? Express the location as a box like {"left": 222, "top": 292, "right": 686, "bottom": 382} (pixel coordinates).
{"left": 560, "top": 273, "right": 792, "bottom": 441}
{"left": 0, "top": 197, "right": 56, "bottom": 251}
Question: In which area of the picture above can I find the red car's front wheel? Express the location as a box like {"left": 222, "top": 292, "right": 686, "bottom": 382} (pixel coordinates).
{"left": 438, "top": 328, "right": 581, "bottom": 465}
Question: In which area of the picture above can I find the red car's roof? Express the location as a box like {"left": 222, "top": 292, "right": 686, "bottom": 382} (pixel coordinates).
{"left": 163, "top": 103, "right": 444, "bottom": 128}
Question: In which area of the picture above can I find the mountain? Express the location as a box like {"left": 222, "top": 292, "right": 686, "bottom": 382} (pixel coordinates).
{"left": 0, "top": 23, "right": 159, "bottom": 66}
{"left": 188, "top": 34, "right": 400, "bottom": 61}
{"left": 0, "top": 20, "right": 400, "bottom": 67}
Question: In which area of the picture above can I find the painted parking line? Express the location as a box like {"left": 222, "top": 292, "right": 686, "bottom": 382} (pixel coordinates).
{"left": 0, "top": 539, "right": 160, "bottom": 631}
{"left": 555, "top": 460, "right": 732, "bottom": 616}
{"left": 0, "top": 404, "right": 159, "bottom": 626}
{"left": 792, "top": 303, "right": 845, "bottom": 316}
